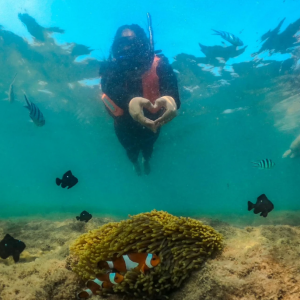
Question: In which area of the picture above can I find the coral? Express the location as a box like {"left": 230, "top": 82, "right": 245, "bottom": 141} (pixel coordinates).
{"left": 2, "top": 215, "right": 300, "bottom": 299}
{"left": 70, "top": 210, "right": 223, "bottom": 299}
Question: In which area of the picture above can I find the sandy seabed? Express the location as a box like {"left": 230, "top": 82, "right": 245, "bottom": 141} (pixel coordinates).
{"left": 0, "top": 212, "right": 300, "bottom": 300}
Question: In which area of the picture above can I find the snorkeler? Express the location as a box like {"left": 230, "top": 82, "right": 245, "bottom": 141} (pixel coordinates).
{"left": 99, "top": 14, "right": 180, "bottom": 175}
{"left": 282, "top": 134, "right": 300, "bottom": 158}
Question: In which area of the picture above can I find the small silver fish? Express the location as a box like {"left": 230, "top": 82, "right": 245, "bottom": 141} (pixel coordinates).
{"left": 212, "top": 29, "right": 244, "bottom": 46}
{"left": 24, "top": 94, "right": 45, "bottom": 127}
{"left": 252, "top": 159, "right": 275, "bottom": 169}
{"left": 7, "top": 73, "right": 17, "bottom": 103}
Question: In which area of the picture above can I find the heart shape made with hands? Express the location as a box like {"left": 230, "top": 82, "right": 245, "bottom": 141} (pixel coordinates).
{"left": 129, "top": 96, "right": 177, "bottom": 133}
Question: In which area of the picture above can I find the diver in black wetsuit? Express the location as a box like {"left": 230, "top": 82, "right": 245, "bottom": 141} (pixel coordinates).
{"left": 99, "top": 22, "right": 180, "bottom": 175}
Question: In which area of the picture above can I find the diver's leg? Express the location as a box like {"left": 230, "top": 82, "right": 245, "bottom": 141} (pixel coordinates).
{"left": 140, "top": 130, "right": 160, "bottom": 175}
{"left": 114, "top": 122, "right": 141, "bottom": 175}
{"left": 127, "top": 147, "right": 141, "bottom": 176}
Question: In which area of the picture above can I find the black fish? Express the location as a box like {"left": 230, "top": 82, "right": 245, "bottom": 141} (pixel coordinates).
{"left": 0, "top": 234, "right": 26, "bottom": 263}
{"left": 56, "top": 170, "right": 78, "bottom": 189}
{"left": 76, "top": 210, "right": 92, "bottom": 223}
{"left": 248, "top": 194, "right": 274, "bottom": 217}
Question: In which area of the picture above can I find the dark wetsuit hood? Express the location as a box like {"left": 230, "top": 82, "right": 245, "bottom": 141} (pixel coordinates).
{"left": 110, "top": 24, "right": 154, "bottom": 75}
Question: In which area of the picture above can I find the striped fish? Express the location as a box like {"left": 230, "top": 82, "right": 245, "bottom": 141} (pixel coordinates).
{"left": 24, "top": 94, "right": 45, "bottom": 127}
{"left": 77, "top": 273, "right": 124, "bottom": 299}
{"left": 252, "top": 159, "right": 275, "bottom": 169}
{"left": 98, "top": 253, "right": 160, "bottom": 274}
{"left": 212, "top": 29, "right": 244, "bottom": 46}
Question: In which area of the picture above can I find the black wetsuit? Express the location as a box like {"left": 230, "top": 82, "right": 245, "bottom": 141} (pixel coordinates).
{"left": 101, "top": 56, "right": 181, "bottom": 163}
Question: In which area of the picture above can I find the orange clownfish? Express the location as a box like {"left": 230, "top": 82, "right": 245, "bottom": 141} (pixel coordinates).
{"left": 76, "top": 273, "right": 124, "bottom": 299}
{"left": 98, "top": 253, "right": 160, "bottom": 274}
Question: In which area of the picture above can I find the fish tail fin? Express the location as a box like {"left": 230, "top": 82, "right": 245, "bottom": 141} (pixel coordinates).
{"left": 76, "top": 216, "right": 80, "bottom": 220}
{"left": 248, "top": 201, "right": 255, "bottom": 211}
{"left": 56, "top": 178, "right": 62, "bottom": 186}
{"left": 251, "top": 161, "right": 259, "bottom": 167}
{"left": 211, "top": 29, "right": 221, "bottom": 35}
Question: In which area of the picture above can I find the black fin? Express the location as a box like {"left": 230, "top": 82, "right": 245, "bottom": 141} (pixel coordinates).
{"left": 248, "top": 201, "right": 254, "bottom": 211}
{"left": 65, "top": 170, "right": 72, "bottom": 176}
{"left": 260, "top": 211, "right": 268, "bottom": 218}
{"left": 253, "top": 207, "right": 260, "bottom": 214}
{"left": 258, "top": 194, "right": 268, "bottom": 201}
{"left": 23, "top": 94, "right": 31, "bottom": 109}
{"left": 76, "top": 216, "right": 79, "bottom": 220}
{"left": 12, "top": 251, "right": 20, "bottom": 263}
{"left": 56, "top": 178, "right": 62, "bottom": 186}
{"left": 3, "top": 233, "right": 13, "bottom": 241}
{"left": 61, "top": 182, "right": 67, "bottom": 188}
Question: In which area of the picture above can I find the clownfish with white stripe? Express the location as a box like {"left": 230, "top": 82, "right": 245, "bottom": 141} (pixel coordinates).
{"left": 97, "top": 253, "right": 160, "bottom": 274}
{"left": 76, "top": 273, "right": 124, "bottom": 299}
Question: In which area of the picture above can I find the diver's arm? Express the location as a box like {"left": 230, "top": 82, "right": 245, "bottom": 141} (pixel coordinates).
{"left": 101, "top": 71, "right": 130, "bottom": 111}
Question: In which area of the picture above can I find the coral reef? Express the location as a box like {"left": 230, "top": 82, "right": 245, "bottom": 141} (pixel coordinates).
{"left": 1, "top": 212, "right": 300, "bottom": 299}
{"left": 70, "top": 210, "right": 223, "bottom": 299}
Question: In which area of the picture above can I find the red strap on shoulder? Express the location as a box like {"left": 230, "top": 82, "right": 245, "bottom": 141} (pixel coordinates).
{"left": 101, "top": 56, "right": 161, "bottom": 117}
{"left": 142, "top": 56, "right": 161, "bottom": 113}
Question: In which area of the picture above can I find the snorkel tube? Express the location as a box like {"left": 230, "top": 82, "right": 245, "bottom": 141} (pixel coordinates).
{"left": 147, "top": 13, "right": 162, "bottom": 56}
{"left": 147, "top": 12, "right": 154, "bottom": 55}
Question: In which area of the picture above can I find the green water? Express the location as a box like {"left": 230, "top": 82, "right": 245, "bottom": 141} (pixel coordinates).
{"left": 1, "top": 13, "right": 300, "bottom": 223}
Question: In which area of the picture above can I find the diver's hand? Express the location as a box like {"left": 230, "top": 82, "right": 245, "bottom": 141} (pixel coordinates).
{"left": 153, "top": 96, "right": 177, "bottom": 128}
{"left": 129, "top": 97, "right": 157, "bottom": 132}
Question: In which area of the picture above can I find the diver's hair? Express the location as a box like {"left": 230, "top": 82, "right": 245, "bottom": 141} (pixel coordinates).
{"left": 111, "top": 24, "right": 150, "bottom": 58}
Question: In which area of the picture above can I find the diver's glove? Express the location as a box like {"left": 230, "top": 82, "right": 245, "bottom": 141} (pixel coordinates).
{"left": 129, "top": 97, "right": 157, "bottom": 132}
{"left": 153, "top": 96, "right": 177, "bottom": 129}
{"left": 129, "top": 96, "right": 177, "bottom": 133}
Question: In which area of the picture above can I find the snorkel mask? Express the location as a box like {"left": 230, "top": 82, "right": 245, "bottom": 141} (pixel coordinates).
{"left": 112, "top": 14, "right": 155, "bottom": 72}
